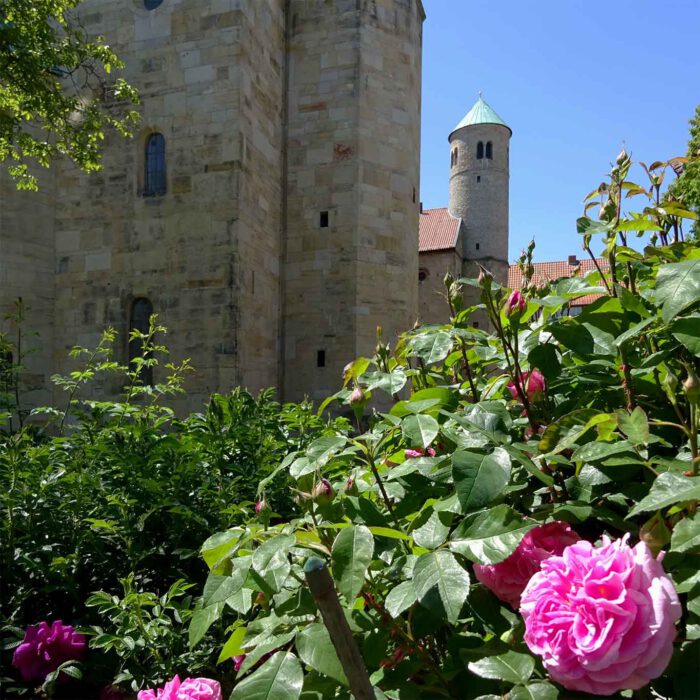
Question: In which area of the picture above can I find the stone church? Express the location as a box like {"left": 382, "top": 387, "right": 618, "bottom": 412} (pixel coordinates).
{"left": 1, "top": 0, "right": 522, "bottom": 412}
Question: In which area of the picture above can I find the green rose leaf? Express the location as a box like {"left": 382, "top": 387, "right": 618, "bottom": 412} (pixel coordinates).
{"left": 467, "top": 650, "right": 535, "bottom": 684}
{"left": 670, "top": 315, "right": 700, "bottom": 356}
{"left": 617, "top": 406, "right": 649, "bottom": 446}
{"left": 231, "top": 651, "right": 303, "bottom": 700}
{"left": 413, "top": 550, "right": 470, "bottom": 625}
{"left": 412, "top": 509, "right": 452, "bottom": 549}
{"left": 656, "top": 259, "right": 700, "bottom": 322}
{"left": 296, "top": 623, "right": 347, "bottom": 685}
{"left": 188, "top": 602, "right": 224, "bottom": 649}
{"left": 402, "top": 413, "right": 439, "bottom": 449}
{"left": 331, "top": 525, "right": 374, "bottom": 602}
{"left": 629, "top": 472, "right": 700, "bottom": 517}
{"left": 509, "top": 682, "right": 560, "bottom": 700}
{"left": 410, "top": 331, "right": 453, "bottom": 364}
{"left": 671, "top": 513, "right": 700, "bottom": 553}
{"left": 252, "top": 535, "right": 295, "bottom": 593}
{"left": 217, "top": 626, "right": 247, "bottom": 664}
{"left": 385, "top": 580, "right": 418, "bottom": 618}
{"left": 450, "top": 504, "right": 537, "bottom": 564}
{"left": 452, "top": 448, "right": 511, "bottom": 512}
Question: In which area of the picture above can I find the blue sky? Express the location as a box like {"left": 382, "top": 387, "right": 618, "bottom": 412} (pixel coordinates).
{"left": 419, "top": 0, "right": 700, "bottom": 262}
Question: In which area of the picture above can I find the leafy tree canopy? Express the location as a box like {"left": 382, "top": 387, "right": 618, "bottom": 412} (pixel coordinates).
{"left": 0, "top": 0, "right": 139, "bottom": 189}
{"left": 672, "top": 105, "right": 700, "bottom": 236}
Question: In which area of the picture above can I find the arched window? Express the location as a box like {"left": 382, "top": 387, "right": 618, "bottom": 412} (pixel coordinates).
{"left": 476, "top": 141, "right": 484, "bottom": 160}
{"left": 486, "top": 141, "right": 493, "bottom": 159}
{"left": 129, "top": 298, "right": 154, "bottom": 386}
{"left": 144, "top": 133, "right": 166, "bottom": 197}
{"left": 144, "top": 0, "right": 164, "bottom": 9}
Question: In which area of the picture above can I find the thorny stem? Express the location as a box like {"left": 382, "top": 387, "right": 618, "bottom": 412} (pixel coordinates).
{"left": 584, "top": 244, "right": 613, "bottom": 296}
{"left": 458, "top": 340, "right": 478, "bottom": 403}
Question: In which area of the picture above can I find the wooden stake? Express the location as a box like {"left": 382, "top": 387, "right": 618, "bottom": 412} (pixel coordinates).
{"left": 304, "top": 556, "right": 376, "bottom": 700}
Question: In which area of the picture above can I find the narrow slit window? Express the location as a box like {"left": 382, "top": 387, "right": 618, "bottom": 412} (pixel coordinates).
{"left": 475, "top": 243, "right": 480, "bottom": 250}
{"left": 144, "top": 133, "right": 166, "bottom": 197}
{"left": 129, "top": 297, "right": 154, "bottom": 386}
{"left": 485, "top": 141, "right": 493, "bottom": 159}
{"left": 317, "top": 350, "right": 326, "bottom": 367}
{"left": 319, "top": 211, "right": 329, "bottom": 228}
{"left": 144, "top": 0, "right": 164, "bottom": 8}
{"left": 476, "top": 141, "right": 484, "bottom": 160}
{"left": 476, "top": 175, "right": 481, "bottom": 183}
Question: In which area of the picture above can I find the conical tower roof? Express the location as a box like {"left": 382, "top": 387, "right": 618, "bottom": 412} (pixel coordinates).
{"left": 450, "top": 95, "right": 511, "bottom": 136}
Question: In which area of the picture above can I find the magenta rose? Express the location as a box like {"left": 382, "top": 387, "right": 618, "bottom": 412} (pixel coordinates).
{"left": 506, "top": 290, "right": 526, "bottom": 315}
{"left": 507, "top": 369, "right": 546, "bottom": 402}
{"left": 520, "top": 536, "right": 681, "bottom": 695}
{"left": 12, "top": 620, "right": 86, "bottom": 683}
{"left": 473, "top": 522, "right": 580, "bottom": 609}
{"left": 138, "top": 676, "right": 222, "bottom": 700}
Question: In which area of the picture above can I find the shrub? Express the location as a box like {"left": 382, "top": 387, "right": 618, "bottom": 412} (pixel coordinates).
{"left": 193, "top": 153, "right": 700, "bottom": 699}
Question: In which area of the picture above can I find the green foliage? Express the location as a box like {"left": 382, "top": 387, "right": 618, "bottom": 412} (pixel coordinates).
{"left": 85, "top": 575, "right": 229, "bottom": 693}
{"left": 672, "top": 105, "right": 700, "bottom": 237}
{"left": 0, "top": 0, "right": 139, "bottom": 189}
{"left": 194, "top": 153, "right": 700, "bottom": 698}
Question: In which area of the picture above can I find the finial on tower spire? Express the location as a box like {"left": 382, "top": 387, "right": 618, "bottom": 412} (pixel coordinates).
{"left": 478, "top": 90, "right": 482, "bottom": 98}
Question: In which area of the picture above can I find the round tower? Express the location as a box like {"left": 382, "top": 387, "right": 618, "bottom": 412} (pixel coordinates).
{"left": 448, "top": 95, "right": 511, "bottom": 285}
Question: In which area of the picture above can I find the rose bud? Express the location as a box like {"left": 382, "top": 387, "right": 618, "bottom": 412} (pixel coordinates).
{"left": 255, "top": 498, "right": 269, "bottom": 514}
{"left": 312, "top": 479, "right": 335, "bottom": 506}
{"left": 506, "top": 290, "right": 526, "bottom": 316}
{"left": 349, "top": 386, "right": 365, "bottom": 405}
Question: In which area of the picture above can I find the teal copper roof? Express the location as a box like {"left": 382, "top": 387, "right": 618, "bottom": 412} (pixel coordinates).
{"left": 451, "top": 96, "right": 511, "bottom": 135}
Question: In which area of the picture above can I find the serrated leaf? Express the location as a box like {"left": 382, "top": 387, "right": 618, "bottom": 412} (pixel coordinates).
{"left": 509, "top": 681, "right": 559, "bottom": 700}
{"left": 331, "top": 525, "right": 374, "bottom": 602}
{"left": 410, "top": 331, "right": 453, "bottom": 364}
{"left": 252, "top": 535, "right": 295, "bottom": 593}
{"left": 231, "top": 651, "right": 303, "bottom": 700}
{"left": 188, "top": 602, "right": 224, "bottom": 648}
{"left": 413, "top": 550, "right": 470, "bottom": 625}
{"left": 412, "top": 509, "right": 451, "bottom": 549}
{"left": 385, "top": 580, "right": 418, "bottom": 618}
{"left": 296, "top": 623, "right": 347, "bottom": 685}
{"left": 450, "top": 505, "right": 537, "bottom": 564}
{"left": 629, "top": 472, "right": 700, "bottom": 516}
{"left": 671, "top": 513, "right": 700, "bottom": 553}
{"left": 402, "top": 413, "right": 439, "bottom": 449}
{"left": 452, "top": 448, "right": 511, "bottom": 512}
{"left": 365, "top": 369, "right": 407, "bottom": 395}
{"left": 670, "top": 315, "right": 700, "bottom": 355}
{"left": 217, "top": 626, "right": 247, "bottom": 664}
{"left": 467, "top": 650, "right": 535, "bottom": 684}
{"left": 656, "top": 259, "right": 700, "bottom": 322}
{"left": 617, "top": 407, "right": 649, "bottom": 446}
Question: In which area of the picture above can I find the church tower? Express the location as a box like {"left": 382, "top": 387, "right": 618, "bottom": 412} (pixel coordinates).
{"left": 448, "top": 96, "right": 511, "bottom": 285}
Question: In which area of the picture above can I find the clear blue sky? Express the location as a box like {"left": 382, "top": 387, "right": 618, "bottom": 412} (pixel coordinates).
{"left": 420, "top": 0, "right": 700, "bottom": 263}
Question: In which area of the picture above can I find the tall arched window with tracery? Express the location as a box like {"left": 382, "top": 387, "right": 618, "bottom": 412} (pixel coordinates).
{"left": 476, "top": 141, "right": 484, "bottom": 160}
{"left": 129, "top": 298, "right": 154, "bottom": 386}
{"left": 486, "top": 141, "right": 493, "bottom": 159}
{"left": 144, "top": 133, "right": 166, "bottom": 197}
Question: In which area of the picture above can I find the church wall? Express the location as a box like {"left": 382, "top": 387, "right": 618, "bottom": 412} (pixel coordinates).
{"left": 417, "top": 250, "right": 462, "bottom": 325}
{"left": 282, "top": 0, "right": 424, "bottom": 403}
{"left": 0, "top": 171, "right": 55, "bottom": 410}
{"left": 52, "top": 0, "right": 285, "bottom": 410}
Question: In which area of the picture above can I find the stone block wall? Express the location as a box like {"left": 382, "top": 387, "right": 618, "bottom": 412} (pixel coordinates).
{"left": 282, "top": 0, "right": 424, "bottom": 402}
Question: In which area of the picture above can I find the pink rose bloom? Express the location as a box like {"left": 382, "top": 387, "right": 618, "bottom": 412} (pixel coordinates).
{"left": 506, "top": 290, "right": 526, "bottom": 315}
{"left": 507, "top": 369, "right": 545, "bottom": 402}
{"left": 474, "top": 522, "right": 580, "bottom": 609}
{"left": 521, "top": 536, "right": 681, "bottom": 695}
{"left": 404, "top": 447, "right": 436, "bottom": 459}
{"left": 138, "top": 676, "right": 222, "bottom": 700}
{"left": 12, "top": 620, "right": 87, "bottom": 683}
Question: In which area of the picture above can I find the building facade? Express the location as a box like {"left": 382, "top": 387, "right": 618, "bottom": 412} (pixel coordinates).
{"left": 0, "top": 0, "right": 425, "bottom": 409}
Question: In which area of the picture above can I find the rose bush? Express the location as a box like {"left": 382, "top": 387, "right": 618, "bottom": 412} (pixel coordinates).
{"left": 521, "top": 536, "right": 682, "bottom": 695}
{"left": 189, "top": 153, "right": 699, "bottom": 699}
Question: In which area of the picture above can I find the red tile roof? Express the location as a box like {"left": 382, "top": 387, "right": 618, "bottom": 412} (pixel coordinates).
{"left": 417, "top": 206, "right": 609, "bottom": 307}
{"left": 508, "top": 258, "right": 609, "bottom": 306}
{"left": 418, "top": 207, "right": 461, "bottom": 252}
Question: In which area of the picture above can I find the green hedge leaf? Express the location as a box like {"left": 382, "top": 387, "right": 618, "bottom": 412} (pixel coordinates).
{"left": 413, "top": 550, "right": 470, "bottom": 625}
{"left": 629, "top": 472, "right": 700, "bottom": 516}
{"left": 467, "top": 650, "right": 535, "bottom": 684}
{"left": 331, "top": 525, "right": 374, "bottom": 603}
{"left": 296, "top": 623, "right": 347, "bottom": 685}
{"left": 231, "top": 651, "right": 303, "bottom": 700}
{"left": 452, "top": 448, "right": 511, "bottom": 512}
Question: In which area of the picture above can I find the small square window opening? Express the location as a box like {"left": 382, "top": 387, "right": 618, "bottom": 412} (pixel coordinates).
{"left": 320, "top": 211, "right": 329, "bottom": 228}
{"left": 317, "top": 350, "right": 326, "bottom": 367}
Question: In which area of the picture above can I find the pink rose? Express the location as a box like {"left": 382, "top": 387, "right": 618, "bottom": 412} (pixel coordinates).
{"left": 404, "top": 447, "right": 436, "bottom": 459}
{"left": 474, "top": 522, "right": 580, "bottom": 609}
{"left": 12, "top": 620, "right": 87, "bottom": 683}
{"left": 507, "top": 369, "right": 545, "bottom": 402}
{"left": 255, "top": 498, "right": 268, "bottom": 514}
{"left": 138, "top": 676, "right": 222, "bottom": 700}
{"left": 520, "top": 536, "right": 681, "bottom": 695}
{"left": 506, "top": 290, "right": 526, "bottom": 315}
